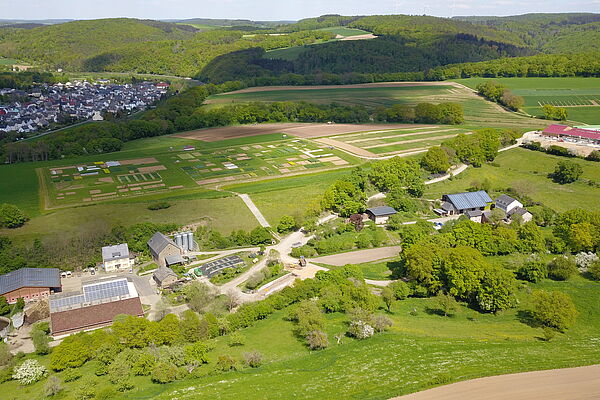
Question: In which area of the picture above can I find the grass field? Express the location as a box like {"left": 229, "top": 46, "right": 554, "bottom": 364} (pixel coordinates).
{"left": 317, "top": 26, "right": 371, "bottom": 37}
{"left": 207, "top": 83, "right": 548, "bottom": 129}
{"left": 0, "top": 57, "right": 18, "bottom": 65}
{"left": 456, "top": 77, "right": 600, "bottom": 125}
{"left": 4, "top": 275, "right": 599, "bottom": 400}
{"left": 425, "top": 147, "right": 600, "bottom": 212}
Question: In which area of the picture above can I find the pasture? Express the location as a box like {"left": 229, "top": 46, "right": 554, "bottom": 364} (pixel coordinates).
{"left": 456, "top": 77, "right": 600, "bottom": 125}
{"left": 0, "top": 57, "right": 18, "bottom": 65}
{"left": 425, "top": 147, "right": 600, "bottom": 212}
{"left": 6, "top": 275, "right": 600, "bottom": 400}
{"left": 207, "top": 82, "right": 548, "bottom": 129}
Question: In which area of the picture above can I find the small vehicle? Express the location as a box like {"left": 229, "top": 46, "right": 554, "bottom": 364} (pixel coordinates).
{"left": 291, "top": 242, "right": 302, "bottom": 249}
{"left": 90, "top": 268, "right": 96, "bottom": 275}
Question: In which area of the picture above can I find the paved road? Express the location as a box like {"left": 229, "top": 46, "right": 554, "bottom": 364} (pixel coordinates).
{"left": 392, "top": 364, "right": 600, "bottom": 400}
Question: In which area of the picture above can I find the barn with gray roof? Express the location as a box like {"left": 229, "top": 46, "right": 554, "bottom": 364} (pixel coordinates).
{"left": 0, "top": 268, "right": 61, "bottom": 304}
{"left": 147, "top": 232, "right": 183, "bottom": 268}
{"left": 440, "top": 191, "right": 492, "bottom": 216}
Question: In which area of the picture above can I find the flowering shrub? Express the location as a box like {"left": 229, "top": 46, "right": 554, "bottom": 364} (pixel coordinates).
{"left": 347, "top": 321, "right": 374, "bottom": 339}
{"left": 13, "top": 359, "right": 47, "bottom": 385}
{"left": 575, "top": 252, "right": 599, "bottom": 273}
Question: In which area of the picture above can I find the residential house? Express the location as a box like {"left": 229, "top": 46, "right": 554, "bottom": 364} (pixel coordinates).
{"left": 153, "top": 266, "right": 179, "bottom": 288}
{"left": 492, "top": 194, "right": 533, "bottom": 223}
{"left": 101, "top": 243, "right": 135, "bottom": 272}
{"left": 365, "top": 206, "right": 397, "bottom": 224}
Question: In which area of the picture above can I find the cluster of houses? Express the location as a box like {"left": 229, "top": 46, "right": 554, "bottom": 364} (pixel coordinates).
{"left": 364, "top": 190, "right": 532, "bottom": 226}
{"left": 0, "top": 80, "right": 169, "bottom": 135}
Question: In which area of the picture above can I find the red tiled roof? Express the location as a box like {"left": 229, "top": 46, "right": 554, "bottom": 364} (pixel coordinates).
{"left": 50, "top": 297, "right": 144, "bottom": 335}
{"left": 543, "top": 124, "right": 600, "bottom": 141}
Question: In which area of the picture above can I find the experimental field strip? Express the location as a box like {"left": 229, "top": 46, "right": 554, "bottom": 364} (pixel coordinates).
{"left": 362, "top": 132, "right": 472, "bottom": 149}
{"left": 343, "top": 128, "right": 461, "bottom": 144}
{"left": 328, "top": 125, "right": 437, "bottom": 140}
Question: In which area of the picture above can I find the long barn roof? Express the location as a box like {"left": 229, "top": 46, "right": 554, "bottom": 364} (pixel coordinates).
{"left": 0, "top": 268, "right": 61, "bottom": 295}
{"left": 543, "top": 124, "right": 600, "bottom": 141}
{"left": 444, "top": 191, "right": 492, "bottom": 210}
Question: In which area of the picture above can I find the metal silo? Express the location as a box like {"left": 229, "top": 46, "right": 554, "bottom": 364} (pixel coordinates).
{"left": 187, "top": 232, "right": 194, "bottom": 251}
{"left": 174, "top": 233, "right": 182, "bottom": 247}
{"left": 181, "top": 233, "right": 188, "bottom": 251}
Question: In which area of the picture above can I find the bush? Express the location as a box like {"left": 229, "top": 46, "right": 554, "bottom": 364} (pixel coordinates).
{"left": 372, "top": 314, "right": 393, "bottom": 332}
{"left": 551, "top": 160, "right": 583, "bottom": 184}
{"left": 147, "top": 202, "right": 171, "bottom": 210}
{"left": 531, "top": 290, "right": 578, "bottom": 331}
{"left": 575, "top": 252, "right": 599, "bottom": 273}
{"left": 244, "top": 351, "right": 263, "bottom": 368}
{"left": 214, "top": 355, "right": 237, "bottom": 372}
{"left": 13, "top": 359, "right": 47, "bottom": 385}
{"left": 347, "top": 320, "right": 375, "bottom": 339}
{"left": 62, "top": 368, "right": 81, "bottom": 382}
{"left": 548, "top": 256, "right": 578, "bottom": 281}
{"left": 0, "top": 203, "right": 29, "bottom": 228}
{"left": 306, "top": 330, "right": 329, "bottom": 350}
{"left": 32, "top": 329, "right": 50, "bottom": 355}
{"left": 227, "top": 331, "right": 246, "bottom": 347}
{"left": 517, "top": 259, "right": 547, "bottom": 283}
{"left": 589, "top": 260, "right": 600, "bottom": 280}
{"left": 0, "top": 296, "right": 9, "bottom": 316}
{"left": 151, "top": 362, "right": 179, "bottom": 384}
{"left": 389, "top": 281, "right": 411, "bottom": 300}
{"left": 0, "top": 341, "right": 13, "bottom": 367}
{"left": 44, "top": 375, "right": 62, "bottom": 397}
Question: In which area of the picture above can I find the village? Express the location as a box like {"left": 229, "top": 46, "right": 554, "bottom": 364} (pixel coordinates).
{"left": 0, "top": 80, "right": 169, "bottom": 135}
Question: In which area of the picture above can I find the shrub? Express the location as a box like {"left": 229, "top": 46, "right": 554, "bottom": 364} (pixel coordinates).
{"left": 96, "top": 387, "right": 117, "bottom": 400}
{"left": 44, "top": 375, "right": 62, "bottom": 397}
{"left": 13, "top": 359, "right": 47, "bottom": 385}
{"left": 0, "top": 203, "right": 29, "bottom": 228}
{"left": 244, "top": 351, "right": 263, "bottom": 368}
{"left": 372, "top": 314, "right": 393, "bottom": 332}
{"left": 214, "top": 355, "right": 237, "bottom": 372}
{"left": 32, "top": 329, "right": 50, "bottom": 355}
{"left": 147, "top": 202, "right": 171, "bottom": 210}
{"left": 388, "top": 281, "right": 410, "bottom": 300}
{"left": 227, "top": 331, "right": 246, "bottom": 347}
{"left": 517, "top": 258, "right": 547, "bottom": 283}
{"left": 347, "top": 320, "right": 375, "bottom": 339}
{"left": 0, "top": 341, "right": 13, "bottom": 366}
{"left": 531, "top": 290, "right": 578, "bottom": 331}
{"left": 548, "top": 256, "right": 578, "bottom": 281}
{"left": 575, "top": 252, "right": 599, "bottom": 273}
{"left": 151, "top": 362, "right": 179, "bottom": 384}
{"left": 0, "top": 296, "right": 9, "bottom": 316}
{"left": 551, "top": 160, "right": 583, "bottom": 184}
{"left": 589, "top": 260, "right": 600, "bottom": 280}
{"left": 306, "top": 330, "right": 329, "bottom": 350}
{"left": 62, "top": 368, "right": 81, "bottom": 382}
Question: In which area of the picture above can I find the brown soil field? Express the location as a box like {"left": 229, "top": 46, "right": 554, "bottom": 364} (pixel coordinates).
{"left": 171, "top": 123, "right": 434, "bottom": 142}
{"left": 221, "top": 81, "right": 458, "bottom": 94}
{"left": 392, "top": 364, "right": 600, "bottom": 400}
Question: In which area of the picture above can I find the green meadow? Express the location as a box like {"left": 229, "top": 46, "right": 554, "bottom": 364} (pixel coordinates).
{"left": 425, "top": 147, "right": 600, "bottom": 212}
{"left": 456, "top": 77, "right": 600, "bottom": 124}
{"left": 4, "top": 275, "right": 600, "bottom": 400}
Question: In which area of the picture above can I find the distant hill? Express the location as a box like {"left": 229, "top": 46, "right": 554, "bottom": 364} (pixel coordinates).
{"left": 453, "top": 13, "right": 600, "bottom": 52}
{"left": 171, "top": 18, "right": 294, "bottom": 28}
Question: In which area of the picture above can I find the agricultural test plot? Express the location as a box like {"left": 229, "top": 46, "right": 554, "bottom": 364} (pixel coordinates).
{"left": 318, "top": 126, "right": 473, "bottom": 156}
{"left": 173, "top": 139, "right": 351, "bottom": 186}
{"left": 43, "top": 157, "right": 188, "bottom": 207}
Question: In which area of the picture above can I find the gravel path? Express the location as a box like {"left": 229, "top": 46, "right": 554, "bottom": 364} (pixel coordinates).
{"left": 237, "top": 193, "right": 271, "bottom": 227}
{"left": 309, "top": 246, "right": 401, "bottom": 266}
{"left": 391, "top": 364, "right": 600, "bottom": 400}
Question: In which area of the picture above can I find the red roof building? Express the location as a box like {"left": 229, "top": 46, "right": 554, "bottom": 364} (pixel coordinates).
{"left": 542, "top": 124, "right": 600, "bottom": 144}
{"left": 50, "top": 297, "right": 144, "bottom": 336}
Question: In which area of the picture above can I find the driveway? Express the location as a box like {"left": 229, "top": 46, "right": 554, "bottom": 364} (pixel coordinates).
{"left": 392, "top": 364, "right": 600, "bottom": 400}
{"left": 309, "top": 246, "right": 401, "bottom": 266}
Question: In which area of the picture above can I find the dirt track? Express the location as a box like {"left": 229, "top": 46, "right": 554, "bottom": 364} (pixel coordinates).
{"left": 310, "top": 246, "right": 401, "bottom": 266}
{"left": 392, "top": 364, "right": 600, "bottom": 400}
{"left": 172, "top": 123, "right": 433, "bottom": 142}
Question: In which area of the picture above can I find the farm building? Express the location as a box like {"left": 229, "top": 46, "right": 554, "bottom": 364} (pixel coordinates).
{"left": 542, "top": 124, "right": 600, "bottom": 145}
{"left": 148, "top": 232, "right": 184, "bottom": 268}
{"left": 466, "top": 210, "right": 483, "bottom": 223}
{"left": 438, "top": 191, "right": 492, "bottom": 216}
{"left": 101, "top": 243, "right": 135, "bottom": 272}
{"left": 153, "top": 266, "right": 179, "bottom": 288}
{"left": 49, "top": 277, "right": 143, "bottom": 336}
{"left": 0, "top": 268, "right": 61, "bottom": 304}
{"left": 492, "top": 194, "right": 533, "bottom": 223}
{"left": 365, "top": 206, "right": 397, "bottom": 224}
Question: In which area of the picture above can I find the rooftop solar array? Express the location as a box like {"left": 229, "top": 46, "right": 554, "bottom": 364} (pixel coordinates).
{"left": 197, "top": 255, "right": 245, "bottom": 278}
{"left": 50, "top": 278, "right": 131, "bottom": 312}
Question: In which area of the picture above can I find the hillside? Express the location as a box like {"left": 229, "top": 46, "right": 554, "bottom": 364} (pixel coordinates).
{"left": 454, "top": 13, "right": 600, "bottom": 53}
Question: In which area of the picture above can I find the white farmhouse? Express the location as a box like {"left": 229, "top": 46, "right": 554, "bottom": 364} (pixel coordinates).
{"left": 102, "top": 243, "right": 134, "bottom": 272}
